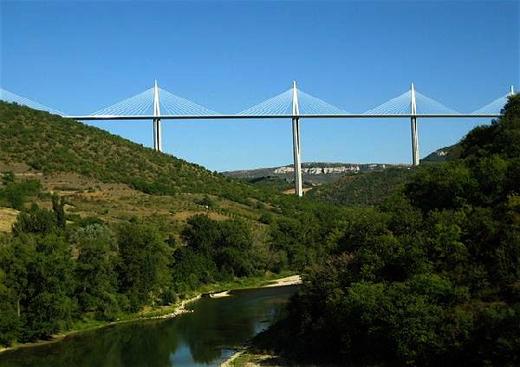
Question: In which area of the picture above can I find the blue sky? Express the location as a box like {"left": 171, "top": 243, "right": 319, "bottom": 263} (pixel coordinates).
{"left": 1, "top": 0, "right": 519, "bottom": 171}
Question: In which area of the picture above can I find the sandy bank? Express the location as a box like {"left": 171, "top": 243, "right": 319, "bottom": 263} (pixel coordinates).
{"left": 263, "top": 274, "right": 302, "bottom": 287}
{"left": 209, "top": 290, "right": 231, "bottom": 298}
{"left": 205, "top": 274, "right": 301, "bottom": 300}
{"left": 220, "top": 351, "right": 288, "bottom": 367}
{"left": 220, "top": 350, "right": 244, "bottom": 366}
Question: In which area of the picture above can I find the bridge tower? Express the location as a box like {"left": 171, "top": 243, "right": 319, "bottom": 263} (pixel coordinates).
{"left": 153, "top": 80, "right": 162, "bottom": 152}
{"left": 410, "top": 83, "right": 419, "bottom": 166}
{"left": 292, "top": 81, "right": 303, "bottom": 197}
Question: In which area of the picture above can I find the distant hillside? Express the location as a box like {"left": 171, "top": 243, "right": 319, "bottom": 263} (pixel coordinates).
{"left": 303, "top": 140, "right": 482, "bottom": 206}
{"left": 307, "top": 167, "right": 414, "bottom": 206}
{"left": 306, "top": 143, "right": 463, "bottom": 206}
{"left": 223, "top": 145, "right": 466, "bottom": 205}
{"left": 224, "top": 162, "right": 404, "bottom": 187}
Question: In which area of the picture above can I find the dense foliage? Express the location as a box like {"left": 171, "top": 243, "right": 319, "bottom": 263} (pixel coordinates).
{"left": 0, "top": 173, "right": 41, "bottom": 210}
{"left": 0, "top": 206, "right": 270, "bottom": 345}
{"left": 308, "top": 167, "right": 414, "bottom": 206}
{"left": 0, "top": 178, "right": 348, "bottom": 346}
{"left": 254, "top": 95, "right": 520, "bottom": 366}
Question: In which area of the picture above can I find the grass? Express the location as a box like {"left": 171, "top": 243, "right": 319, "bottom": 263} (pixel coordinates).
{"left": 0, "top": 207, "right": 18, "bottom": 232}
{"left": 0, "top": 170, "right": 274, "bottom": 246}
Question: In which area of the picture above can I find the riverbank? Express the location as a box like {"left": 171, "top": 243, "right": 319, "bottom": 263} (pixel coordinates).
{"left": 221, "top": 350, "right": 290, "bottom": 367}
{"left": 0, "top": 272, "right": 300, "bottom": 355}
{"left": 219, "top": 275, "right": 303, "bottom": 367}
{"left": 0, "top": 294, "right": 202, "bottom": 355}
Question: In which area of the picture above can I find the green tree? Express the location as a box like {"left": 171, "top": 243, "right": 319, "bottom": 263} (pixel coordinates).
{"left": 405, "top": 162, "right": 478, "bottom": 212}
{"left": 1, "top": 171, "right": 15, "bottom": 185}
{"left": 52, "top": 194, "right": 66, "bottom": 229}
{"left": 171, "top": 247, "right": 218, "bottom": 292}
{"left": 12, "top": 204, "right": 57, "bottom": 235}
{"left": 23, "top": 234, "right": 76, "bottom": 341}
{"left": 181, "top": 215, "right": 257, "bottom": 278}
{"left": 182, "top": 215, "right": 221, "bottom": 254}
{"left": 0, "top": 178, "right": 41, "bottom": 210}
{"left": 0, "top": 268, "right": 20, "bottom": 346}
{"left": 214, "top": 219, "right": 255, "bottom": 277}
{"left": 0, "top": 234, "right": 76, "bottom": 342}
{"left": 116, "top": 222, "right": 172, "bottom": 311}
{"left": 71, "top": 224, "right": 119, "bottom": 319}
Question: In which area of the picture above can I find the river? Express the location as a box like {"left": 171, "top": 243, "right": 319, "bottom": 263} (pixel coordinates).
{"left": 0, "top": 285, "right": 297, "bottom": 367}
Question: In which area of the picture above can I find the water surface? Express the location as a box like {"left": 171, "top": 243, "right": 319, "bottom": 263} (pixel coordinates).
{"left": 0, "top": 285, "right": 297, "bottom": 367}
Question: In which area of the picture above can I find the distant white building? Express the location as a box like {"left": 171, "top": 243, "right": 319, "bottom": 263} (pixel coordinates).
{"left": 274, "top": 165, "right": 360, "bottom": 175}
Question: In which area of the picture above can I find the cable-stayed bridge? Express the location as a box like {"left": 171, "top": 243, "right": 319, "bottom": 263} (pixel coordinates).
{"left": 0, "top": 82, "right": 515, "bottom": 196}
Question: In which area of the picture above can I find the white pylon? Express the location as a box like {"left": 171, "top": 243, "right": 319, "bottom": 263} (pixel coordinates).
{"left": 291, "top": 81, "right": 303, "bottom": 197}
{"left": 510, "top": 85, "right": 515, "bottom": 96}
{"left": 153, "top": 80, "right": 162, "bottom": 152}
{"left": 410, "top": 83, "right": 419, "bottom": 166}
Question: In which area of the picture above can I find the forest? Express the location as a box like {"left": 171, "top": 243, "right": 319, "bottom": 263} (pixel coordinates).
{"left": 252, "top": 95, "right": 520, "bottom": 366}
{"left": 0, "top": 194, "right": 348, "bottom": 346}
{"left": 0, "top": 96, "right": 519, "bottom": 367}
{"left": 0, "top": 159, "right": 347, "bottom": 347}
{"left": 0, "top": 100, "right": 355, "bottom": 349}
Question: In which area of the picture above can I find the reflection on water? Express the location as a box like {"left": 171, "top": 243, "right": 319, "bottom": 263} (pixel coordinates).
{"left": 0, "top": 285, "right": 297, "bottom": 367}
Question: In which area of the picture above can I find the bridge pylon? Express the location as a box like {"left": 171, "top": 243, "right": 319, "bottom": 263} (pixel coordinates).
{"left": 410, "top": 83, "right": 419, "bottom": 166}
{"left": 153, "top": 80, "right": 162, "bottom": 152}
{"left": 291, "top": 81, "right": 303, "bottom": 197}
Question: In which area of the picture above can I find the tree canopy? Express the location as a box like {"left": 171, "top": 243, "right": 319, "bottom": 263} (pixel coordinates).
{"left": 253, "top": 95, "right": 520, "bottom": 366}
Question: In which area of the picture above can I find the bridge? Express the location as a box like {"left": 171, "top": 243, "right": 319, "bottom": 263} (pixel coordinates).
{"left": 0, "top": 82, "right": 514, "bottom": 196}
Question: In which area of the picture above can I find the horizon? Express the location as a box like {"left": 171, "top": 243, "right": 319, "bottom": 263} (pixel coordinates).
{"left": 222, "top": 160, "right": 411, "bottom": 173}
